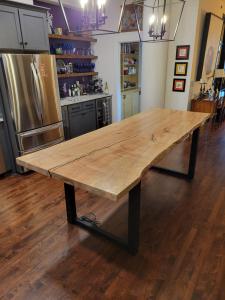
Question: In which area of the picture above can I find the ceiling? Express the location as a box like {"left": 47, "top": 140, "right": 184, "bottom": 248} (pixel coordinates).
{"left": 39, "top": 0, "right": 81, "bottom": 8}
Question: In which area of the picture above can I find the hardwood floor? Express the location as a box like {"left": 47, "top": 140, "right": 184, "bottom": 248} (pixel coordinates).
{"left": 0, "top": 122, "right": 225, "bottom": 300}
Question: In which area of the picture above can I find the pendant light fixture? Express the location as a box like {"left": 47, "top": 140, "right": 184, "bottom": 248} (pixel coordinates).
{"left": 79, "top": 0, "right": 107, "bottom": 31}
{"left": 58, "top": 0, "right": 186, "bottom": 42}
{"left": 148, "top": 0, "right": 167, "bottom": 40}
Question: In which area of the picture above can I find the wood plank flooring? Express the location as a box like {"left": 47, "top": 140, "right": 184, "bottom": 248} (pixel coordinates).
{"left": 0, "top": 122, "right": 225, "bottom": 300}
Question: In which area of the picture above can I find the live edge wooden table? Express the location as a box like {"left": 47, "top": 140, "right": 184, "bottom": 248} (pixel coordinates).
{"left": 17, "top": 108, "right": 210, "bottom": 255}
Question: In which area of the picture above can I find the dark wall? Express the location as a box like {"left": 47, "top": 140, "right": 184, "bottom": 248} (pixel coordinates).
{"left": 34, "top": 0, "right": 82, "bottom": 33}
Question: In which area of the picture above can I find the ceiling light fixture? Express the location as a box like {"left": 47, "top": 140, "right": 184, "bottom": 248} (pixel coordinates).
{"left": 58, "top": 0, "right": 186, "bottom": 42}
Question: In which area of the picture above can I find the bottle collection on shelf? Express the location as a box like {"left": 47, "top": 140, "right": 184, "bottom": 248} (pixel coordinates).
{"left": 50, "top": 44, "right": 94, "bottom": 56}
{"left": 60, "top": 78, "right": 104, "bottom": 99}
{"left": 57, "top": 61, "right": 95, "bottom": 74}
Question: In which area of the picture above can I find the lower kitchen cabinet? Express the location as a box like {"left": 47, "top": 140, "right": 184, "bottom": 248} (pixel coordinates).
{"left": 61, "top": 106, "right": 70, "bottom": 140}
{"left": 69, "top": 101, "right": 96, "bottom": 138}
{"left": 122, "top": 90, "right": 140, "bottom": 119}
{"left": 0, "top": 122, "right": 12, "bottom": 175}
{"left": 64, "top": 101, "right": 96, "bottom": 139}
{"left": 61, "top": 97, "right": 112, "bottom": 139}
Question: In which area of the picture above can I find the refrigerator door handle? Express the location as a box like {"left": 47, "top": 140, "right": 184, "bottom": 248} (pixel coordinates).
{"left": 33, "top": 61, "right": 45, "bottom": 119}
{"left": 30, "top": 62, "right": 43, "bottom": 123}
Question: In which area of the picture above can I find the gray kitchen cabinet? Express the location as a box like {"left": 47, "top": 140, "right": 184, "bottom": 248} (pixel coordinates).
{"left": 0, "top": 5, "right": 23, "bottom": 50}
{"left": 0, "top": 122, "right": 12, "bottom": 175}
{"left": 0, "top": 2, "right": 49, "bottom": 52}
{"left": 68, "top": 101, "right": 97, "bottom": 138}
{"left": 61, "top": 106, "right": 70, "bottom": 140}
{"left": 19, "top": 9, "right": 49, "bottom": 51}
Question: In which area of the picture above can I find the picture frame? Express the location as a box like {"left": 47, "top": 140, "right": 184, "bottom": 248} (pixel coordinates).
{"left": 176, "top": 45, "right": 190, "bottom": 60}
{"left": 173, "top": 78, "right": 186, "bottom": 92}
{"left": 121, "top": 3, "right": 143, "bottom": 32}
{"left": 174, "top": 62, "right": 188, "bottom": 76}
{"left": 196, "top": 13, "right": 224, "bottom": 81}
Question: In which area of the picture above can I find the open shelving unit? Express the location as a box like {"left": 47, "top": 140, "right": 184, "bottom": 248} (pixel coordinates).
{"left": 49, "top": 34, "right": 98, "bottom": 79}
{"left": 120, "top": 44, "right": 139, "bottom": 92}
{"left": 49, "top": 34, "right": 97, "bottom": 43}
{"left": 58, "top": 72, "right": 98, "bottom": 78}
{"left": 55, "top": 54, "right": 98, "bottom": 60}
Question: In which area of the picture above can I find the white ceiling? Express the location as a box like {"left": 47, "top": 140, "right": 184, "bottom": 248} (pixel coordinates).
{"left": 40, "top": 0, "right": 81, "bottom": 8}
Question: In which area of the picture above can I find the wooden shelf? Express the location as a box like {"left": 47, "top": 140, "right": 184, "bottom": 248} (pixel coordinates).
{"left": 122, "top": 74, "right": 137, "bottom": 77}
{"left": 49, "top": 34, "right": 97, "bottom": 43}
{"left": 55, "top": 54, "right": 97, "bottom": 60}
{"left": 58, "top": 72, "right": 98, "bottom": 78}
{"left": 121, "top": 53, "right": 138, "bottom": 57}
{"left": 123, "top": 64, "right": 138, "bottom": 67}
{"left": 122, "top": 87, "right": 138, "bottom": 92}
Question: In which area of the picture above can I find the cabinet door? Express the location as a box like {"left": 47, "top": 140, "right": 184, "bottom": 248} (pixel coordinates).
{"left": 68, "top": 102, "right": 96, "bottom": 138}
{"left": 0, "top": 122, "right": 12, "bottom": 174}
{"left": 19, "top": 9, "right": 49, "bottom": 51}
{"left": 61, "top": 106, "right": 70, "bottom": 140}
{"left": 132, "top": 91, "right": 140, "bottom": 115}
{"left": 122, "top": 94, "right": 133, "bottom": 119}
{"left": 0, "top": 5, "right": 23, "bottom": 50}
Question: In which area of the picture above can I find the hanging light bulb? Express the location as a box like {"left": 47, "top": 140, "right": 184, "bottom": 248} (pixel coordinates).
{"left": 149, "top": 14, "right": 156, "bottom": 26}
{"left": 80, "top": 0, "right": 88, "bottom": 9}
{"left": 97, "top": 0, "right": 106, "bottom": 9}
{"left": 161, "top": 15, "right": 167, "bottom": 24}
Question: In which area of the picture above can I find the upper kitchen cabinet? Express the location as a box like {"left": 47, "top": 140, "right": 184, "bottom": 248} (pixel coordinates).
{"left": 0, "top": 1, "right": 49, "bottom": 52}
{"left": 19, "top": 9, "right": 49, "bottom": 51}
{"left": 0, "top": 5, "right": 23, "bottom": 50}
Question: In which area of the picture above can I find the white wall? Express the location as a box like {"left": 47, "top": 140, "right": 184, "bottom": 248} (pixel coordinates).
{"left": 164, "top": 0, "right": 200, "bottom": 110}
{"left": 94, "top": 0, "right": 140, "bottom": 122}
{"left": 190, "top": 0, "right": 225, "bottom": 100}
{"left": 140, "top": 1, "right": 169, "bottom": 112}
{"left": 94, "top": 0, "right": 169, "bottom": 122}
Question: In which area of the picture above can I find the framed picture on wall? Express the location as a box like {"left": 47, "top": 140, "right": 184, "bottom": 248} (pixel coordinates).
{"left": 196, "top": 13, "right": 224, "bottom": 81}
{"left": 173, "top": 79, "right": 186, "bottom": 92}
{"left": 176, "top": 45, "right": 190, "bottom": 60}
{"left": 174, "top": 62, "right": 188, "bottom": 76}
{"left": 121, "top": 3, "right": 143, "bottom": 32}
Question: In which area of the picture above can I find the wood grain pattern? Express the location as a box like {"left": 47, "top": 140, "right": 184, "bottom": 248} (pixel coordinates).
{"left": 17, "top": 108, "right": 210, "bottom": 201}
{"left": 0, "top": 122, "right": 225, "bottom": 299}
{"left": 191, "top": 99, "right": 217, "bottom": 116}
{"left": 57, "top": 72, "right": 98, "bottom": 78}
{"left": 48, "top": 34, "right": 97, "bottom": 43}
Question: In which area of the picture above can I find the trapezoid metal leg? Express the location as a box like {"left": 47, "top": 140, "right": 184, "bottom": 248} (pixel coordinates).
{"left": 151, "top": 127, "right": 200, "bottom": 180}
{"left": 64, "top": 182, "right": 142, "bottom": 255}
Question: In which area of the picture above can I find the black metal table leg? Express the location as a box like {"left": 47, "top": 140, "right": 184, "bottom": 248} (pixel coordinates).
{"left": 64, "top": 183, "right": 77, "bottom": 224}
{"left": 151, "top": 127, "right": 200, "bottom": 180}
{"left": 128, "top": 182, "right": 141, "bottom": 255}
{"left": 64, "top": 182, "right": 141, "bottom": 255}
{"left": 187, "top": 127, "right": 200, "bottom": 179}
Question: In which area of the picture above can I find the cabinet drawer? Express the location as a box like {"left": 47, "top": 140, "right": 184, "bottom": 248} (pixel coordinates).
{"left": 68, "top": 103, "right": 83, "bottom": 114}
{"left": 83, "top": 100, "right": 95, "bottom": 110}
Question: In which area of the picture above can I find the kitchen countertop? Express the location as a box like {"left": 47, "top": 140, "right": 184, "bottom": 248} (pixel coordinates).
{"left": 60, "top": 93, "right": 111, "bottom": 107}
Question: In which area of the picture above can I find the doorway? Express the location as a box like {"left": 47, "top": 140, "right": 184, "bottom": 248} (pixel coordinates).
{"left": 120, "top": 42, "right": 142, "bottom": 119}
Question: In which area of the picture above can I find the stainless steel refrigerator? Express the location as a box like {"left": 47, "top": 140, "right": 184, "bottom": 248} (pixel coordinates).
{"left": 0, "top": 54, "right": 64, "bottom": 173}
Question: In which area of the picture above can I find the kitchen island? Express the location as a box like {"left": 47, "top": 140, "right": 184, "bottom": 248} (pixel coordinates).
{"left": 17, "top": 108, "right": 210, "bottom": 255}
